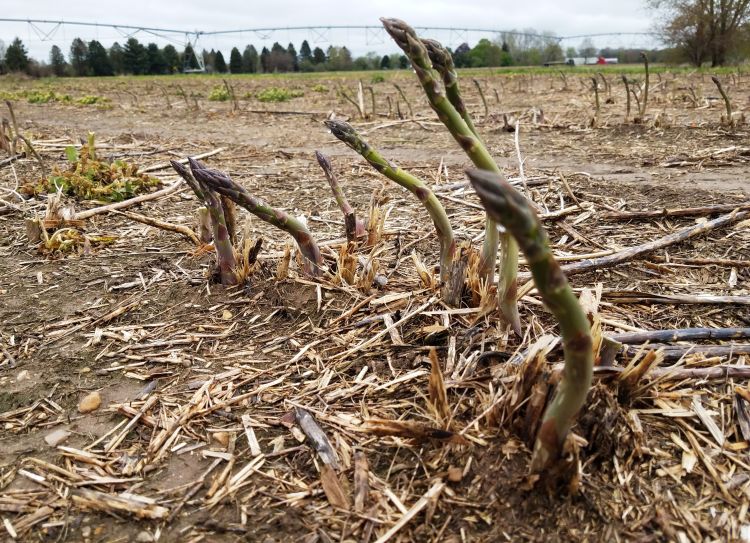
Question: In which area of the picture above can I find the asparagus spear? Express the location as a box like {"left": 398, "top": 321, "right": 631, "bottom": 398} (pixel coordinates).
{"left": 466, "top": 168, "right": 593, "bottom": 474}
{"left": 421, "top": 39, "right": 478, "bottom": 137}
{"left": 187, "top": 158, "right": 323, "bottom": 276}
{"left": 315, "top": 151, "right": 366, "bottom": 242}
{"left": 324, "top": 119, "right": 455, "bottom": 283}
{"left": 381, "top": 18, "right": 521, "bottom": 335}
{"left": 170, "top": 160, "right": 238, "bottom": 285}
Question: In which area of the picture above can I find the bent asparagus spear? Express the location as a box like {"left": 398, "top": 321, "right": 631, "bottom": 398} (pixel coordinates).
{"left": 466, "top": 167, "right": 593, "bottom": 474}
{"left": 325, "top": 119, "right": 455, "bottom": 283}
{"left": 381, "top": 18, "right": 521, "bottom": 335}
{"left": 315, "top": 151, "right": 366, "bottom": 241}
{"left": 187, "top": 158, "right": 323, "bottom": 276}
{"left": 171, "top": 160, "right": 238, "bottom": 285}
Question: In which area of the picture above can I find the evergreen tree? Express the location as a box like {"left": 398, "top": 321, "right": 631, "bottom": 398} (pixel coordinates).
{"left": 299, "top": 40, "right": 312, "bottom": 62}
{"left": 287, "top": 42, "right": 299, "bottom": 71}
{"left": 162, "top": 44, "right": 180, "bottom": 74}
{"left": 109, "top": 42, "right": 125, "bottom": 74}
{"left": 146, "top": 43, "right": 167, "bottom": 74}
{"left": 49, "top": 45, "right": 67, "bottom": 76}
{"left": 260, "top": 46, "right": 271, "bottom": 72}
{"left": 214, "top": 50, "right": 228, "bottom": 73}
{"left": 202, "top": 49, "right": 216, "bottom": 72}
{"left": 0, "top": 40, "right": 5, "bottom": 74}
{"left": 380, "top": 54, "right": 390, "bottom": 69}
{"left": 229, "top": 47, "right": 242, "bottom": 73}
{"left": 5, "top": 38, "right": 30, "bottom": 73}
{"left": 242, "top": 45, "right": 258, "bottom": 73}
{"left": 182, "top": 44, "right": 200, "bottom": 71}
{"left": 87, "top": 40, "right": 113, "bottom": 76}
{"left": 69, "top": 38, "right": 89, "bottom": 76}
{"left": 452, "top": 43, "right": 471, "bottom": 68}
{"left": 269, "top": 42, "right": 292, "bottom": 71}
{"left": 312, "top": 46, "right": 326, "bottom": 65}
{"left": 123, "top": 37, "right": 148, "bottom": 74}
{"left": 398, "top": 55, "right": 409, "bottom": 69}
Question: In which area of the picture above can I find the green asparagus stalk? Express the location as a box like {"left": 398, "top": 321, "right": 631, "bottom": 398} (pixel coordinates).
{"left": 187, "top": 158, "right": 323, "bottom": 276}
{"left": 171, "top": 160, "right": 238, "bottom": 286}
{"left": 315, "top": 151, "right": 366, "bottom": 242}
{"left": 421, "top": 39, "right": 478, "bottom": 137}
{"left": 381, "top": 18, "right": 521, "bottom": 335}
{"left": 324, "top": 119, "right": 455, "bottom": 283}
{"left": 466, "top": 168, "right": 593, "bottom": 474}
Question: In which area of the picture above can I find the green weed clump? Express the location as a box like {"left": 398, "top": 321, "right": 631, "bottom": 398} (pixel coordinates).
{"left": 27, "top": 90, "right": 72, "bottom": 104}
{"left": 24, "top": 133, "right": 159, "bottom": 202}
{"left": 256, "top": 87, "right": 304, "bottom": 102}
{"left": 311, "top": 84, "right": 328, "bottom": 93}
{"left": 76, "top": 95, "right": 109, "bottom": 105}
{"left": 370, "top": 74, "right": 386, "bottom": 83}
{"left": 207, "top": 85, "right": 230, "bottom": 101}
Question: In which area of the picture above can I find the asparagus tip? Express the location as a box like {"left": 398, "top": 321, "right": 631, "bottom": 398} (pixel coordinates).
{"left": 314, "top": 150, "right": 331, "bottom": 169}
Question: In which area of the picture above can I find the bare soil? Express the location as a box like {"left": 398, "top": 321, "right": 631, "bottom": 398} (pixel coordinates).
{"left": 0, "top": 69, "right": 749, "bottom": 542}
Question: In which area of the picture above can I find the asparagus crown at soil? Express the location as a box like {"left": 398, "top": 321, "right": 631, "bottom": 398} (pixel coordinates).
{"left": 466, "top": 168, "right": 594, "bottom": 473}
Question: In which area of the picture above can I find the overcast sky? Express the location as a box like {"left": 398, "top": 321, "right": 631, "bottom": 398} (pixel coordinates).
{"left": 2, "top": 1, "right": 656, "bottom": 61}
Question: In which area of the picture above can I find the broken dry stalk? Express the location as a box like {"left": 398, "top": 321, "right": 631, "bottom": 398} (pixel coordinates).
{"left": 171, "top": 160, "right": 238, "bottom": 285}
{"left": 472, "top": 79, "right": 489, "bottom": 118}
{"left": 315, "top": 151, "right": 365, "bottom": 241}
{"left": 639, "top": 52, "right": 649, "bottom": 120}
{"left": 711, "top": 76, "right": 733, "bottom": 125}
{"left": 621, "top": 75, "right": 631, "bottom": 121}
{"left": 467, "top": 168, "right": 593, "bottom": 475}
{"left": 382, "top": 17, "right": 521, "bottom": 333}
{"left": 325, "top": 119, "right": 455, "bottom": 283}
{"left": 187, "top": 158, "right": 323, "bottom": 276}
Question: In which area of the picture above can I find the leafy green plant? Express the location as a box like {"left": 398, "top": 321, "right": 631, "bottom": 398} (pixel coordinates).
{"left": 27, "top": 90, "right": 72, "bottom": 104}
{"left": 76, "top": 95, "right": 108, "bottom": 105}
{"left": 256, "top": 87, "right": 304, "bottom": 102}
{"left": 207, "top": 85, "right": 230, "bottom": 102}
{"left": 23, "top": 132, "right": 159, "bottom": 202}
{"left": 311, "top": 84, "right": 329, "bottom": 93}
{"left": 370, "top": 74, "right": 386, "bottom": 83}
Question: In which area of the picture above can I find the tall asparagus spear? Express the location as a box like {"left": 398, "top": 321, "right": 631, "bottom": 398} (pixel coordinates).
{"left": 187, "top": 158, "right": 323, "bottom": 276}
{"left": 465, "top": 168, "right": 593, "bottom": 474}
{"left": 381, "top": 18, "right": 521, "bottom": 335}
{"left": 171, "top": 160, "right": 238, "bottom": 286}
{"left": 324, "top": 119, "right": 455, "bottom": 283}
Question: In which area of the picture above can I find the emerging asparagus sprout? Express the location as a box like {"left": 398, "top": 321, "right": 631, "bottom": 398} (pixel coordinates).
{"left": 315, "top": 151, "right": 366, "bottom": 242}
{"left": 466, "top": 167, "right": 593, "bottom": 474}
{"left": 380, "top": 17, "right": 521, "bottom": 335}
{"left": 324, "top": 119, "right": 455, "bottom": 283}
{"left": 187, "top": 158, "right": 323, "bottom": 276}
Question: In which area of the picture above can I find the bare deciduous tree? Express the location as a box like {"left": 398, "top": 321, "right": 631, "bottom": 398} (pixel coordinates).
{"left": 650, "top": 0, "right": 750, "bottom": 66}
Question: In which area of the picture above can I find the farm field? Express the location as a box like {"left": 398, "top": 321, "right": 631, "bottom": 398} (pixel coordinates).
{"left": 0, "top": 66, "right": 749, "bottom": 541}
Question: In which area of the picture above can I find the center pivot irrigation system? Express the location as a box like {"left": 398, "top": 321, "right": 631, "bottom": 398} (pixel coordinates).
{"left": 0, "top": 18, "right": 658, "bottom": 72}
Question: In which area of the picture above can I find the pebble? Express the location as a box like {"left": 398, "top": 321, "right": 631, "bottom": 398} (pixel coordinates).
{"left": 447, "top": 466, "right": 463, "bottom": 483}
{"left": 135, "top": 531, "right": 153, "bottom": 543}
{"left": 222, "top": 309, "right": 233, "bottom": 320}
{"left": 213, "top": 431, "right": 230, "bottom": 447}
{"left": 78, "top": 391, "right": 102, "bottom": 413}
{"left": 16, "top": 370, "right": 30, "bottom": 382}
{"left": 45, "top": 428, "right": 71, "bottom": 447}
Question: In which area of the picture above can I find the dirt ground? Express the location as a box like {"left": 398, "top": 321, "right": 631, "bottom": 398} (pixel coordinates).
{"left": 0, "top": 68, "right": 749, "bottom": 542}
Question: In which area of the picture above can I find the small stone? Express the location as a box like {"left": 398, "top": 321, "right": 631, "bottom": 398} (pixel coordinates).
{"left": 213, "top": 431, "right": 230, "bottom": 447}
{"left": 135, "top": 531, "right": 153, "bottom": 543}
{"left": 45, "top": 428, "right": 71, "bottom": 447}
{"left": 447, "top": 466, "right": 463, "bottom": 483}
{"left": 16, "top": 370, "right": 30, "bottom": 382}
{"left": 222, "top": 309, "right": 232, "bottom": 320}
{"left": 78, "top": 391, "right": 102, "bottom": 414}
